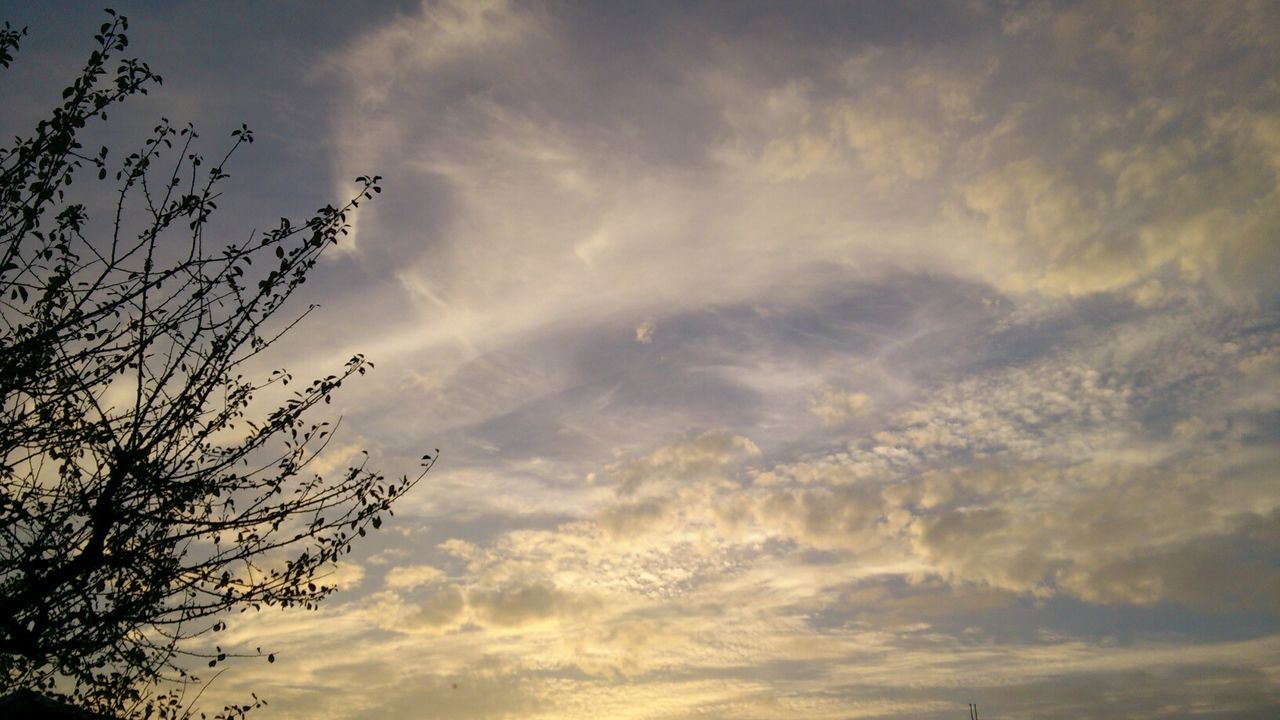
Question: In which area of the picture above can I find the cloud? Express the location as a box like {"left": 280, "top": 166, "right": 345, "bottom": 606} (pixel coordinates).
{"left": 161, "top": 2, "right": 1280, "bottom": 717}
{"left": 384, "top": 563, "right": 446, "bottom": 590}
{"left": 1056, "top": 510, "right": 1280, "bottom": 611}
{"left": 759, "top": 129, "right": 835, "bottom": 182}
{"left": 634, "top": 320, "right": 655, "bottom": 344}
{"left": 959, "top": 157, "right": 1116, "bottom": 295}
{"left": 1042, "top": 0, "right": 1278, "bottom": 91}
{"left": 957, "top": 2, "right": 1280, "bottom": 301}
{"left": 910, "top": 504, "right": 1057, "bottom": 596}
{"left": 596, "top": 497, "right": 674, "bottom": 541}
{"left": 602, "top": 431, "right": 761, "bottom": 495}
{"left": 754, "top": 484, "right": 886, "bottom": 551}
{"left": 403, "top": 585, "right": 468, "bottom": 631}
{"left": 808, "top": 387, "right": 873, "bottom": 426}
{"left": 468, "top": 580, "right": 595, "bottom": 629}
{"left": 839, "top": 106, "right": 942, "bottom": 184}
{"left": 312, "top": 561, "right": 366, "bottom": 591}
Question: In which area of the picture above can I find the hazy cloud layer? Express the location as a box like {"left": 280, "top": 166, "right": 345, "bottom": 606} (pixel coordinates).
{"left": 4, "top": 0, "right": 1279, "bottom": 717}
{"left": 183, "top": 0, "right": 1280, "bottom": 715}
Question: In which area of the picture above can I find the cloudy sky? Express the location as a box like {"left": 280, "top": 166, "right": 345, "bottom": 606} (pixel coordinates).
{"left": 4, "top": 1, "right": 1280, "bottom": 718}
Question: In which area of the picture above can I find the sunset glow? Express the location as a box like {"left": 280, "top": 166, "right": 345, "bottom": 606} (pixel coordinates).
{"left": 3, "top": 2, "right": 1279, "bottom": 718}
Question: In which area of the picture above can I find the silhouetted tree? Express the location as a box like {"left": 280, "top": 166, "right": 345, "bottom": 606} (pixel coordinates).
{"left": 0, "top": 12, "right": 433, "bottom": 718}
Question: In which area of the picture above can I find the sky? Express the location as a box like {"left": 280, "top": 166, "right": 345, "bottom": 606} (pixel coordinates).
{"left": 2, "top": 1, "right": 1280, "bottom": 718}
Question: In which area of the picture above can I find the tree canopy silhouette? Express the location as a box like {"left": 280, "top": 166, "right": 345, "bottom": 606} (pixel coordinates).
{"left": 0, "top": 12, "right": 433, "bottom": 718}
